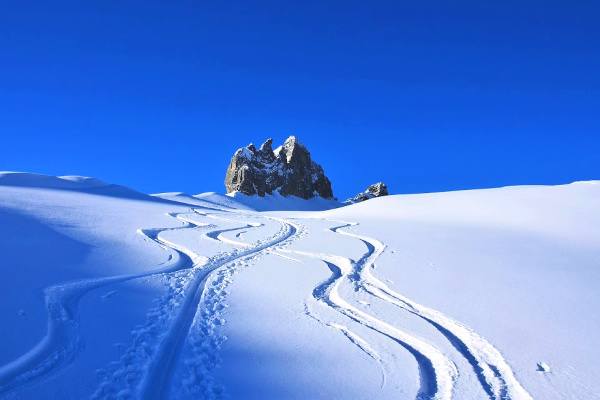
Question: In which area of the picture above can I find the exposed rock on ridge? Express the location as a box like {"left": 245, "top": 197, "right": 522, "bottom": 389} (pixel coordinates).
{"left": 346, "top": 182, "right": 388, "bottom": 203}
{"left": 225, "top": 136, "right": 334, "bottom": 200}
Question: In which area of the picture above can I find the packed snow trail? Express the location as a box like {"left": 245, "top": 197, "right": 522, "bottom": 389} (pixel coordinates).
{"left": 92, "top": 210, "right": 304, "bottom": 400}
{"left": 0, "top": 211, "right": 210, "bottom": 398}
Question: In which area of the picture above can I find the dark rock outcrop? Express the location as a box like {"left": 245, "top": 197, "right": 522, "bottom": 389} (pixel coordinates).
{"left": 346, "top": 182, "right": 388, "bottom": 203}
{"left": 224, "top": 136, "right": 334, "bottom": 199}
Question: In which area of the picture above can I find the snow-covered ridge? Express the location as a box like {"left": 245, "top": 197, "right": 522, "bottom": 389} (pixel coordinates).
{"left": 0, "top": 171, "right": 109, "bottom": 189}
{"left": 0, "top": 172, "right": 164, "bottom": 202}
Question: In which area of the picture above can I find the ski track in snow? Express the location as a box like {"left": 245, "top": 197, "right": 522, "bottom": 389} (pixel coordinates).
{"left": 288, "top": 250, "right": 456, "bottom": 400}
{"left": 284, "top": 219, "right": 533, "bottom": 400}
{"left": 0, "top": 210, "right": 211, "bottom": 398}
{"left": 334, "top": 221, "right": 533, "bottom": 400}
{"left": 172, "top": 219, "right": 308, "bottom": 400}
{"left": 92, "top": 210, "right": 305, "bottom": 400}
{"left": 0, "top": 206, "right": 534, "bottom": 400}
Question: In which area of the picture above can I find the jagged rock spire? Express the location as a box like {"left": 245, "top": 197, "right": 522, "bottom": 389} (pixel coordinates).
{"left": 224, "top": 136, "right": 334, "bottom": 199}
{"left": 258, "top": 138, "right": 276, "bottom": 163}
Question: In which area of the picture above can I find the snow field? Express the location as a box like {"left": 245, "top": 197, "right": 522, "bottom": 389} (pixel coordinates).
{"left": 0, "top": 174, "right": 598, "bottom": 399}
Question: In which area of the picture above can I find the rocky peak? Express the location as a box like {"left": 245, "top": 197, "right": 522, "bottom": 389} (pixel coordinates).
{"left": 367, "top": 182, "right": 388, "bottom": 197}
{"left": 224, "top": 136, "right": 334, "bottom": 200}
{"left": 280, "top": 136, "right": 311, "bottom": 166}
{"left": 258, "top": 138, "right": 276, "bottom": 163}
{"left": 346, "top": 182, "right": 389, "bottom": 203}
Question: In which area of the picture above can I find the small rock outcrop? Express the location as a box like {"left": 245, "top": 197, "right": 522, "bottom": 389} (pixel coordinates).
{"left": 224, "top": 136, "right": 334, "bottom": 199}
{"left": 346, "top": 182, "right": 388, "bottom": 203}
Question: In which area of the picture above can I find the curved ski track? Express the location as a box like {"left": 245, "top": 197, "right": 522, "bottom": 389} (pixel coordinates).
{"left": 0, "top": 208, "right": 294, "bottom": 400}
{"left": 334, "top": 222, "right": 533, "bottom": 400}
{"left": 0, "top": 207, "right": 533, "bottom": 400}
{"left": 92, "top": 210, "right": 304, "bottom": 400}
{"left": 284, "top": 219, "right": 533, "bottom": 400}
{"left": 0, "top": 210, "right": 212, "bottom": 398}
{"left": 290, "top": 250, "right": 456, "bottom": 400}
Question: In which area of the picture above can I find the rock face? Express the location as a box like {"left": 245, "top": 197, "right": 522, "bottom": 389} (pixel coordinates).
{"left": 224, "top": 136, "right": 334, "bottom": 199}
{"left": 346, "top": 182, "right": 388, "bottom": 203}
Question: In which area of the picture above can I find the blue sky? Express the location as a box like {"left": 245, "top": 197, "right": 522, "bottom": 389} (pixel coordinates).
{"left": 1, "top": 1, "right": 598, "bottom": 200}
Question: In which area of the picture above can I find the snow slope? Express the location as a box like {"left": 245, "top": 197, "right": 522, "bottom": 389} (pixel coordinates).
{"left": 0, "top": 173, "right": 598, "bottom": 399}
{"left": 152, "top": 191, "right": 342, "bottom": 212}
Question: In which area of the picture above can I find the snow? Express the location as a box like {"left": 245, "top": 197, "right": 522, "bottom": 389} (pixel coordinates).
{"left": 0, "top": 171, "right": 109, "bottom": 189}
{"left": 281, "top": 135, "right": 302, "bottom": 163}
{"left": 235, "top": 147, "right": 255, "bottom": 160}
{"left": 224, "top": 191, "right": 341, "bottom": 211}
{"left": 0, "top": 174, "right": 598, "bottom": 399}
{"left": 153, "top": 190, "right": 342, "bottom": 212}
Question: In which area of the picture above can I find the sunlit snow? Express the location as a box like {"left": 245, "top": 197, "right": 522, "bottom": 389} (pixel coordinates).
{"left": 0, "top": 172, "right": 598, "bottom": 399}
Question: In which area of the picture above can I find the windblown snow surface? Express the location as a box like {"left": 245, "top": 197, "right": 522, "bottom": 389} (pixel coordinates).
{"left": 0, "top": 172, "right": 598, "bottom": 400}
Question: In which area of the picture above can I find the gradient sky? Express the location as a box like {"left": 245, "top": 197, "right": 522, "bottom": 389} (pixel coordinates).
{"left": 1, "top": 1, "right": 598, "bottom": 200}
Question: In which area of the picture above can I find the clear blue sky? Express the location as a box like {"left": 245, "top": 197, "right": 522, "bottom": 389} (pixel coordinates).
{"left": 1, "top": 1, "right": 598, "bottom": 200}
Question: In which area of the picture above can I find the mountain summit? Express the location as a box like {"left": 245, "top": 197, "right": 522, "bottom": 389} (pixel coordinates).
{"left": 224, "top": 136, "right": 334, "bottom": 199}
